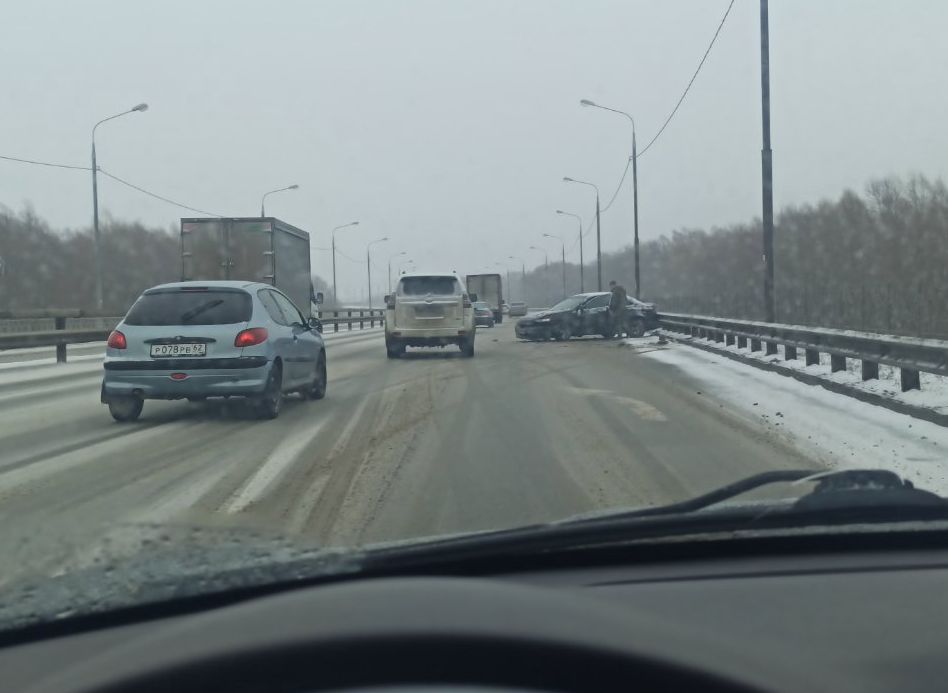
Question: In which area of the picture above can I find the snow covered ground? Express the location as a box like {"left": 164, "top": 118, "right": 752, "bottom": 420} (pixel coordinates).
{"left": 638, "top": 341, "right": 948, "bottom": 495}
{"left": 661, "top": 333, "right": 948, "bottom": 415}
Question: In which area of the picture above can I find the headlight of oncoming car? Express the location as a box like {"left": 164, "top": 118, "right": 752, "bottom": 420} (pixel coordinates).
{"left": 536, "top": 318, "right": 551, "bottom": 323}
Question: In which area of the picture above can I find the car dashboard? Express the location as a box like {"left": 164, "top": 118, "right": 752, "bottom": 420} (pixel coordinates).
{"left": 5, "top": 539, "right": 948, "bottom": 693}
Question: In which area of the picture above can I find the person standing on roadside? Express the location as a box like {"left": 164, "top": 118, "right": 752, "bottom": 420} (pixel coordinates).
{"left": 607, "top": 280, "right": 628, "bottom": 338}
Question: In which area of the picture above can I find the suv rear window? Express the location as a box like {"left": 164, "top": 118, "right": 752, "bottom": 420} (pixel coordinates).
{"left": 398, "top": 276, "right": 460, "bottom": 296}
{"left": 125, "top": 289, "right": 252, "bottom": 326}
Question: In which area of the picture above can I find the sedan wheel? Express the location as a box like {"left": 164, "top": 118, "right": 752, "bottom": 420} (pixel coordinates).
{"left": 553, "top": 324, "right": 572, "bottom": 342}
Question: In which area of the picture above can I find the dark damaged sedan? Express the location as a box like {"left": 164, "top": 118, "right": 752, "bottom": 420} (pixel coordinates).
{"left": 514, "top": 292, "right": 657, "bottom": 341}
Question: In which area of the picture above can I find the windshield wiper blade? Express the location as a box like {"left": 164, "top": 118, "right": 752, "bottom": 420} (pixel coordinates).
{"left": 589, "top": 469, "right": 815, "bottom": 520}
{"left": 180, "top": 298, "right": 224, "bottom": 322}
{"left": 568, "top": 468, "right": 946, "bottom": 524}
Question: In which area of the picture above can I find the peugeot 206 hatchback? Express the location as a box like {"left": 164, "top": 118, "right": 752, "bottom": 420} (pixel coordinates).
{"left": 101, "top": 281, "right": 326, "bottom": 421}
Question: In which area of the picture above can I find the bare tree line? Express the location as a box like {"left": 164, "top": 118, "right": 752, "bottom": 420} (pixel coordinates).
{"left": 3, "top": 174, "right": 946, "bottom": 335}
{"left": 517, "top": 175, "right": 948, "bottom": 338}
{"left": 0, "top": 210, "right": 331, "bottom": 314}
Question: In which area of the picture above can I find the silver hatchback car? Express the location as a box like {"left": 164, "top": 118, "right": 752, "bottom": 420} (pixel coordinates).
{"left": 101, "top": 281, "right": 326, "bottom": 422}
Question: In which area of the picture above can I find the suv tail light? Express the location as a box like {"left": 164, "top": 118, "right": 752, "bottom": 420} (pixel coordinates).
{"left": 463, "top": 295, "right": 472, "bottom": 308}
{"left": 384, "top": 294, "right": 396, "bottom": 309}
{"left": 107, "top": 330, "right": 127, "bottom": 349}
{"left": 235, "top": 327, "right": 268, "bottom": 347}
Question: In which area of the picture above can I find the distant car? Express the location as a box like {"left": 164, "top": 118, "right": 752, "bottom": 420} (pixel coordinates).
{"left": 101, "top": 281, "right": 327, "bottom": 422}
{"left": 384, "top": 273, "right": 476, "bottom": 358}
{"left": 508, "top": 301, "right": 528, "bottom": 317}
{"left": 514, "top": 292, "right": 658, "bottom": 341}
{"left": 473, "top": 301, "right": 495, "bottom": 327}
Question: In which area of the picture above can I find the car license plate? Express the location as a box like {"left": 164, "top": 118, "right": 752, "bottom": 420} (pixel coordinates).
{"left": 414, "top": 304, "right": 443, "bottom": 317}
{"left": 150, "top": 343, "right": 206, "bottom": 357}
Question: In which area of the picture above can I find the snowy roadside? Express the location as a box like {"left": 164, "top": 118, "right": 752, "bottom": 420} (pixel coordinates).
{"left": 633, "top": 340, "right": 948, "bottom": 496}
{"left": 654, "top": 332, "right": 948, "bottom": 416}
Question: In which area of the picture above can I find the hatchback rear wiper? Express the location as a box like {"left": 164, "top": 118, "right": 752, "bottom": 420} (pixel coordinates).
{"left": 180, "top": 298, "right": 224, "bottom": 322}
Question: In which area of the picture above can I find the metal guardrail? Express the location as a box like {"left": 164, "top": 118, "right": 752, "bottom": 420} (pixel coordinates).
{"left": 658, "top": 312, "right": 948, "bottom": 392}
{"left": 0, "top": 308, "right": 385, "bottom": 363}
{"left": 316, "top": 309, "right": 385, "bottom": 332}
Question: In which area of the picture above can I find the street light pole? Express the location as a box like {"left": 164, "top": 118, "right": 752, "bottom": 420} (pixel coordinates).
{"left": 91, "top": 102, "right": 148, "bottom": 311}
{"left": 542, "top": 233, "right": 566, "bottom": 298}
{"left": 331, "top": 221, "right": 359, "bottom": 305}
{"left": 556, "top": 210, "right": 583, "bottom": 292}
{"left": 564, "top": 177, "right": 602, "bottom": 291}
{"left": 529, "top": 245, "right": 551, "bottom": 305}
{"left": 388, "top": 251, "right": 406, "bottom": 292}
{"left": 260, "top": 184, "right": 299, "bottom": 217}
{"left": 580, "top": 99, "right": 640, "bottom": 297}
{"left": 508, "top": 255, "right": 525, "bottom": 302}
{"left": 367, "top": 237, "right": 389, "bottom": 310}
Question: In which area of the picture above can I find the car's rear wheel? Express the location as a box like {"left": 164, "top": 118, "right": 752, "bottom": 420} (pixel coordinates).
{"left": 108, "top": 395, "right": 143, "bottom": 422}
{"left": 304, "top": 352, "right": 327, "bottom": 400}
{"left": 254, "top": 364, "right": 283, "bottom": 419}
{"left": 460, "top": 335, "right": 475, "bottom": 357}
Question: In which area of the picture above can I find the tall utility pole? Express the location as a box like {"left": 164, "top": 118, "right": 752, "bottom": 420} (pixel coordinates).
{"left": 760, "top": 0, "right": 775, "bottom": 322}
{"left": 580, "top": 100, "right": 639, "bottom": 296}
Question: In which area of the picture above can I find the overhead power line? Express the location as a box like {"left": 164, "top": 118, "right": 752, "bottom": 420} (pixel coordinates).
{"left": 0, "top": 151, "right": 222, "bottom": 217}
{"left": 568, "top": 0, "right": 735, "bottom": 254}
{"left": 637, "top": 0, "right": 736, "bottom": 158}
{"left": 97, "top": 168, "right": 222, "bottom": 217}
{"left": 0, "top": 153, "right": 91, "bottom": 171}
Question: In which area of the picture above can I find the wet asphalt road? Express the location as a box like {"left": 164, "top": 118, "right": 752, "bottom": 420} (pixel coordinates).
{"left": 0, "top": 321, "right": 816, "bottom": 583}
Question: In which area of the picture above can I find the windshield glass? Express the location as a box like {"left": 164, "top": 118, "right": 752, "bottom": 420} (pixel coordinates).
{"left": 2, "top": 0, "right": 947, "bottom": 633}
{"left": 398, "top": 276, "right": 459, "bottom": 296}
{"left": 125, "top": 290, "right": 252, "bottom": 325}
{"left": 549, "top": 296, "right": 587, "bottom": 312}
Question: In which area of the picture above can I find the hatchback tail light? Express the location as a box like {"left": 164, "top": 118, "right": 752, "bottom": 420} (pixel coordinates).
{"left": 107, "top": 330, "right": 127, "bottom": 349}
{"left": 235, "top": 327, "right": 268, "bottom": 347}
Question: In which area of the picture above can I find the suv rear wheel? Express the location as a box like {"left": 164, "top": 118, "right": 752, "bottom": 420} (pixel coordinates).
{"left": 460, "top": 334, "right": 475, "bottom": 358}
{"left": 386, "top": 338, "right": 405, "bottom": 359}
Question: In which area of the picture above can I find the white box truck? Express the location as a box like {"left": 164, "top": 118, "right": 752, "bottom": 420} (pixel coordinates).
{"left": 465, "top": 273, "right": 504, "bottom": 323}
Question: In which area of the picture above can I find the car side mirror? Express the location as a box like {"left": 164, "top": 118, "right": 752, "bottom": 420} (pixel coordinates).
{"left": 308, "top": 317, "right": 323, "bottom": 333}
{"left": 469, "top": 293, "right": 478, "bottom": 303}
{"left": 314, "top": 291, "right": 324, "bottom": 305}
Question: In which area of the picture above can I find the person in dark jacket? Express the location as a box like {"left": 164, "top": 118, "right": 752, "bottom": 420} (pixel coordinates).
{"left": 607, "top": 280, "right": 628, "bottom": 338}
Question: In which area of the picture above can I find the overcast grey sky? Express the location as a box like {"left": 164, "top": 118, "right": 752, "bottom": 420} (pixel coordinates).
{"left": 2, "top": 1, "right": 946, "bottom": 300}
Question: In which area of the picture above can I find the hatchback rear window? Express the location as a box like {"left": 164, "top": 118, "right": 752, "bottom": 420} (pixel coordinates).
{"left": 398, "top": 277, "right": 460, "bottom": 296}
{"left": 125, "top": 290, "right": 252, "bottom": 326}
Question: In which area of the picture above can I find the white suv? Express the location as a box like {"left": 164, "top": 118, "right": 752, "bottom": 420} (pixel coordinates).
{"left": 384, "top": 273, "right": 476, "bottom": 358}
